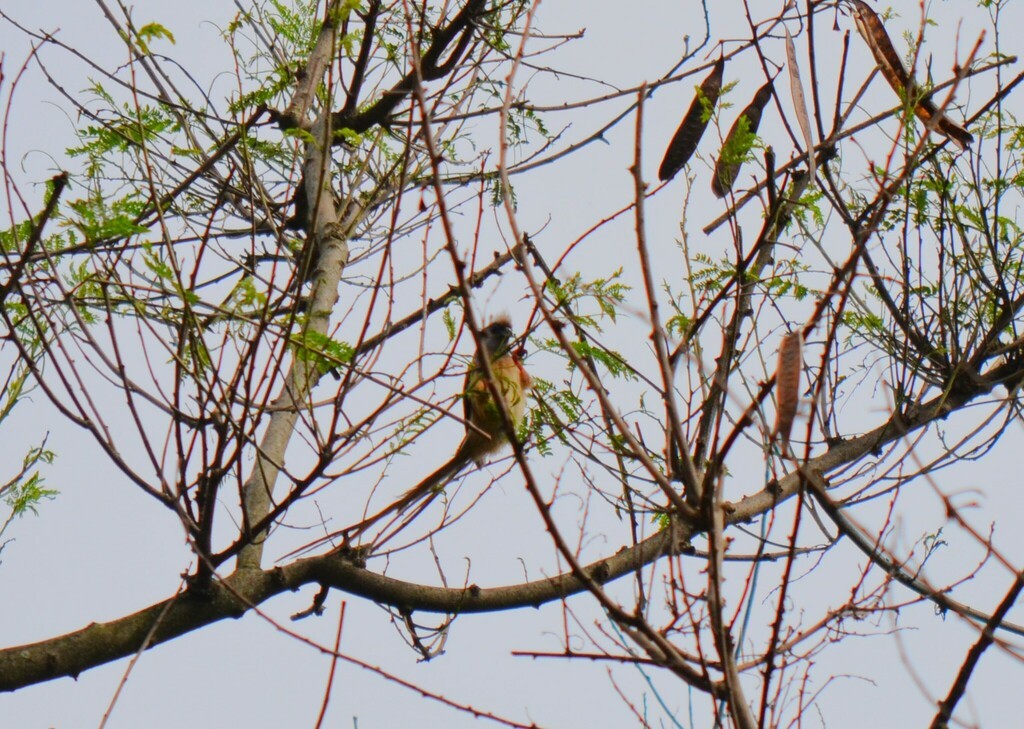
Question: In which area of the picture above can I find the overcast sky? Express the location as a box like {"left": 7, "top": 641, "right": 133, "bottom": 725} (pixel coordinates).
{"left": 3, "top": 1, "right": 1024, "bottom": 727}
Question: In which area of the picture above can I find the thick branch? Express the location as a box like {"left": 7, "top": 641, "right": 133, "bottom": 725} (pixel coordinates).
{"left": 331, "top": 0, "right": 486, "bottom": 136}
{"left": 0, "top": 530, "right": 683, "bottom": 692}
{"left": 5, "top": 356, "right": 1021, "bottom": 692}
{"left": 237, "top": 112, "right": 349, "bottom": 570}
{"left": 279, "top": 0, "right": 345, "bottom": 126}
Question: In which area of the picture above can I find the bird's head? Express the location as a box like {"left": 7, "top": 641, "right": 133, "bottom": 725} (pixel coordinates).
{"left": 478, "top": 316, "right": 517, "bottom": 361}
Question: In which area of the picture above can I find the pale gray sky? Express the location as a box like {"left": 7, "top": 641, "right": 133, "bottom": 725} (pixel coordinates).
{"left": 2, "top": 1, "right": 1023, "bottom": 727}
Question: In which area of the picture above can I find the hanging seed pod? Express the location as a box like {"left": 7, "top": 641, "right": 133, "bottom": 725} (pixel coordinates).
{"left": 847, "top": 0, "right": 972, "bottom": 149}
{"left": 712, "top": 78, "right": 774, "bottom": 198}
{"left": 784, "top": 27, "right": 816, "bottom": 183}
{"left": 772, "top": 330, "right": 803, "bottom": 451}
{"left": 658, "top": 57, "right": 726, "bottom": 182}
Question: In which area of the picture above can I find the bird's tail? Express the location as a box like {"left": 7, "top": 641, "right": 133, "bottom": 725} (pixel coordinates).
{"left": 392, "top": 454, "right": 468, "bottom": 516}
{"left": 341, "top": 451, "right": 470, "bottom": 543}
{"left": 278, "top": 451, "right": 470, "bottom": 560}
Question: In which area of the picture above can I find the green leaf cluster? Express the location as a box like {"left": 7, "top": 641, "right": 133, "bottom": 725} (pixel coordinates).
{"left": 545, "top": 268, "right": 629, "bottom": 328}
{"left": 292, "top": 329, "right": 355, "bottom": 376}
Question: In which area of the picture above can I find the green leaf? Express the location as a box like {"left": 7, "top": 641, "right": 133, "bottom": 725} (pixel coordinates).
{"left": 136, "top": 23, "right": 176, "bottom": 55}
{"left": 293, "top": 330, "right": 355, "bottom": 375}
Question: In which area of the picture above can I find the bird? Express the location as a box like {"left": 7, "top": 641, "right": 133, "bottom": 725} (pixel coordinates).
{"left": 456, "top": 317, "right": 534, "bottom": 464}
{"left": 347, "top": 316, "right": 533, "bottom": 540}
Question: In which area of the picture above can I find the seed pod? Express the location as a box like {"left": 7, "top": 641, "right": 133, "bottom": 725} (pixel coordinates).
{"left": 712, "top": 79, "right": 774, "bottom": 198}
{"left": 784, "top": 27, "right": 816, "bottom": 183}
{"left": 773, "top": 330, "right": 803, "bottom": 450}
{"left": 847, "top": 0, "right": 972, "bottom": 149}
{"left": 658, "top": 58, "right": 726, "bottom": 182}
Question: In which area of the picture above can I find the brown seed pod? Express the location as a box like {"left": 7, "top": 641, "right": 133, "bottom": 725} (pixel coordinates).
{"left": 784, "top": 27, "right": 816, "bottom": 183}
{"left": 658, "top": 58, "right": 726, "bottom": 182}
{"left": 772, "top": 330, "right": 803, "bottom": 451}
{"left": 847, "top": 0, "right": 972, "bottom": 149}
{"left": 712, "top": 79, "right": 774, "bottom": 198}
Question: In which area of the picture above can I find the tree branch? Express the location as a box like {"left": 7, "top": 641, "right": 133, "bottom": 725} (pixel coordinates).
{"left": 6, "top": 352, "right": 1021, "bottom": 692}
